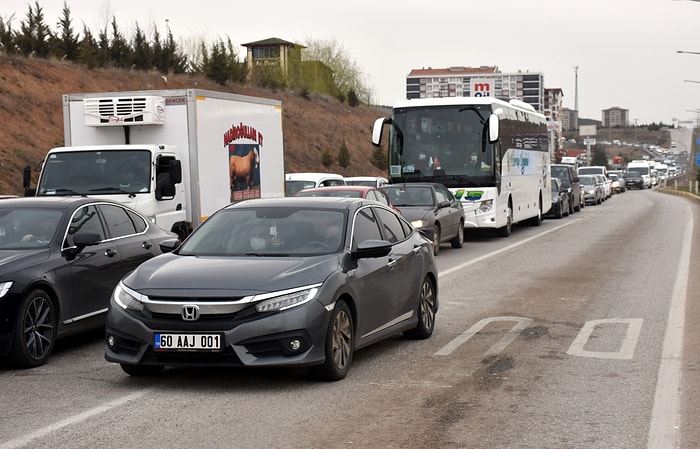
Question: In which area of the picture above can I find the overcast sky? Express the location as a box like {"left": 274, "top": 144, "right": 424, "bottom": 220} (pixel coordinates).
{"left": 4, "top": 0, "right": 700, "bottom": 127}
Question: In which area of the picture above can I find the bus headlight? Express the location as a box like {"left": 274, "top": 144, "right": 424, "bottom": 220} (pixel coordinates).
{"left": 478, "top": 200, "right": 493, "bottom": 213}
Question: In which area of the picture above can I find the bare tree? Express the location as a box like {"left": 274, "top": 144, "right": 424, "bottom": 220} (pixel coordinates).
{"left": 301, "top": 37, "right": 374, "bottom": 105}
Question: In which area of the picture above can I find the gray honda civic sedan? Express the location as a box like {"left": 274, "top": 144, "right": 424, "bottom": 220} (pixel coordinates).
{"left": 105, "top": 197, "right": 438, "bottom": 381}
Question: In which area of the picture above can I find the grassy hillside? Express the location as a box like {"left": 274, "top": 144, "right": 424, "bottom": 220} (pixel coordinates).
{"left": 0, "top": 55, "right": 389, "bottom": 196}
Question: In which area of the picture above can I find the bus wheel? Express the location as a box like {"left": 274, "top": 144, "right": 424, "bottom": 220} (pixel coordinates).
{"left": 496, "top": 204, "right": 513, "bottom": 237}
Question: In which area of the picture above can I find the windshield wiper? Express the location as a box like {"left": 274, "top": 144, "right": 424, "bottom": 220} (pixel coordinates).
{"left": 41, "top": 188, "right": 84, "bottom": 196}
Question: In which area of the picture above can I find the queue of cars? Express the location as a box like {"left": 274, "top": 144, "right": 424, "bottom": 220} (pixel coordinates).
{"left": 1, "top": 165, "right": 639, "bottom": 379}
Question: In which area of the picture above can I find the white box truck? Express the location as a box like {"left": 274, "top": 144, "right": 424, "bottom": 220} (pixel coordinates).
{"left": 27, "top": 89, "right": 286, "bottom": 239}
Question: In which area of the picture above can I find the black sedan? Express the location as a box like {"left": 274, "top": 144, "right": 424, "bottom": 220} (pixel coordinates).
{"left": 544, "top": 177, "right": 570, "bottom": 219}
{"left": 381, "top": 183, "right": 464, "bottom": 256}
{"left": 0, "top": 197, "right": 177, "bottom": 368}
{"left": 105, "top": 197, "right": 438, "bottom": 381}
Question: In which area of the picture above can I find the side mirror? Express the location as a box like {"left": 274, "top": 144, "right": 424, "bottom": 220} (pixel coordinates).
{"left": 352, "top": 239, "right": 392, "bottom": 259}
{"left": 73, "top": 231, "right": 102, "bottom": 247}
{"left": 159, "top": 238, "right": 180, "bottom": 253}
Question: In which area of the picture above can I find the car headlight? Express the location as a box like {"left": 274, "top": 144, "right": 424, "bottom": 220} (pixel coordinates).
{"left": 254, "top": 285, "right": 320, "bottom": 313}
{"left": 410, "top": 219, "right": 427, "bottom": 229}
{"left": 478, "top": 199, "right": 493, "bottom": 213}
{"left": 113, "top": 282, "right": 145, "bottom": 312}
{"left": 0, "top": 281, "right": 13, "bottom": 298}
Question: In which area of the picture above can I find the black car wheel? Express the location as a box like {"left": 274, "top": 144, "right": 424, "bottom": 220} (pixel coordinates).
{"left": 404, "top": 277, "right": 436, "bottom": 339}
{"left": 10, "top": 289, "right": 56, "bottom": 368}
{"left": 120, "top": 364, "right": 165, "bottom": 377}
{"left": 450, "top": 220, "right": 464, "bottom": 249}
{"left": 432, "top": 224, "right": 441, "bottom": 256}
{"left": 309, "top": 300, "right": 353, "bottom": 381}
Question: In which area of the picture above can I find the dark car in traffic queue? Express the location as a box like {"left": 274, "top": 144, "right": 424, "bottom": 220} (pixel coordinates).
{"left": 380, "top": 183, "right": 464, "bottom": 256}
{"left": 544, "top": 177, "right": 570, "bottom": 219}
{"left": 105, "top": 197, "right": 438, "bottom": 381}
{"left": 625, "top": 171, "right": 645, "bottom": 190}
{"left": 550, "top": 164, "right": 581, "bottom": 214}
{"left": 0, "top": 196, "right": 177, "bottom": 368}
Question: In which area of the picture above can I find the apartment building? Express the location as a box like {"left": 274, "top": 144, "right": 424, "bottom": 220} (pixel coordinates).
{"left": 405, "top": 66, "right": 545, "bottom": 112}
{"left": 602, "top": 107, "right": 629, "bottom": 128}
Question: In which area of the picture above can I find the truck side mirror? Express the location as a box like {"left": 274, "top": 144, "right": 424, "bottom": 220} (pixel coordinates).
{"left": 168, "top": 160, "right": 182, "bottom": 184}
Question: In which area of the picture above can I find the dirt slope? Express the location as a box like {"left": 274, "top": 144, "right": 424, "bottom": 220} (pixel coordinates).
{"left": 0, "top": 55, "right": 389, "bottom": 196}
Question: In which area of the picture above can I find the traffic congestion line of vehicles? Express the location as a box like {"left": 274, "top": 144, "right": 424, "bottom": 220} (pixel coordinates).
{"left": 1, "top": 90, "right": 656, "bottom": 380}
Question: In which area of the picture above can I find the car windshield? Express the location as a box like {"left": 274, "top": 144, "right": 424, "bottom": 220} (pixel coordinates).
{"left": 382, "top": 186, "right": 434, "bottom": 206}
{"left": 0, "top": 208, "right": 63, "bottom": 249}
{"left": 580, "top": 177, "right": 595, "bottom": 186}
{"left": 178, "top": 207, "right": 347, "bottom": 256}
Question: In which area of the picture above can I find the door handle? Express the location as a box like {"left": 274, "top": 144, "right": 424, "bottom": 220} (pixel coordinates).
{"left": 142, "top": 241, "right": 152, "bottom": 249}
{"left": 104, "top": 249, "right": 117, "bottom": 257}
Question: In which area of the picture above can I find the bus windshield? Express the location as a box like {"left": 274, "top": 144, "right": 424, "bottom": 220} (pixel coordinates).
{"left": 387, "top": 105, "right": 497, "bottom": 187}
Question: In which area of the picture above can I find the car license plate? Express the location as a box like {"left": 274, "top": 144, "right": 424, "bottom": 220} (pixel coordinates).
{"left": 154, "top": 333, "right": 223, "bottom": 352}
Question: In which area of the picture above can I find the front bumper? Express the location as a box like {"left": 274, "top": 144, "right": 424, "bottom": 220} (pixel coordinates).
{"left": 104, "top": 297, "right": 331, "bottom": 368}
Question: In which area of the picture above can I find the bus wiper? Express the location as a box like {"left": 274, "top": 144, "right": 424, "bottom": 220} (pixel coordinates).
{"left": 43, "top": 188, "right": 84, "bottom": 196}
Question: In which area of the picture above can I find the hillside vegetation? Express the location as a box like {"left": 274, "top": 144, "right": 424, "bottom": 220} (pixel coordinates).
{"left": 0, "top": 55, "right": 389, "bottom": 196}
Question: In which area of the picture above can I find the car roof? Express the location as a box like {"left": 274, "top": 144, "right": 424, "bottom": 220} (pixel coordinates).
{"left": 294, "top": 185, "right": 378, "bottom": 194}
{"left": 285, "top": 172, "right": 344, "bottom": 181}
{"left": 0, "top": 196, "right": 114, "bottom": 210}
{"left": 224, "top": 196, "right": 384, "bottom": 211}
{"left": 381, "top": 183, "right": 443, "bottom": 189}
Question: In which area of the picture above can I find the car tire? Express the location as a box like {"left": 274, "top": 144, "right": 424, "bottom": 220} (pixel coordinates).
{"left": 450, "top": 221, "right": 464, "bottom": 249}
{"left": 496, "top": 203, "right": 513, "bottom": 237}
{"left": 308, "top": 300, "right": 353, "bottom": 381}
{"left": 9, "top": 289, "right": 56, "bottom": 368}
{"left": 404, "top": 277, "right": 436, "bottom": 340}
{"left": 120, "top": 364, "right": 165, "bottom": 377}
{"left": 432, "top": 224, "right": 441, "bottom": 256}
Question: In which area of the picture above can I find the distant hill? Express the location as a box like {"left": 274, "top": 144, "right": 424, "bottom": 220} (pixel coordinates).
{"left": 0, "top": 55, "right": 388, "bottom": 196}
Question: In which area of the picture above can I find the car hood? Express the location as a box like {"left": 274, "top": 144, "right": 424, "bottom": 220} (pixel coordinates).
{"left": 0, "top": 249, "right": 51, "bottom": 276}
{"left": 123, "top": 252, "right": 340, "bottom": 296}
{"left": 394, "top": 206, "right": 435, "bottom": 221}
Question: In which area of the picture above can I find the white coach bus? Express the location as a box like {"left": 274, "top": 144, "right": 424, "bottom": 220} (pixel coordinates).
{"left": 372, "top": 97, "right": 550, "bottom": 237}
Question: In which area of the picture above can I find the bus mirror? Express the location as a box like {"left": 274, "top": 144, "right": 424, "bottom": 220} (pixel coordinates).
{"left": 372, "top": 117, "right": 390, "bottom": 146}
{"left": 488, "top": 114, "right": 500, "bottom": 142}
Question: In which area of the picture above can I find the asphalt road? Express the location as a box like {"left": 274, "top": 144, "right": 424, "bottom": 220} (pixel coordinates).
{"left": 0, "top": 188, "right": 698, "bottom": 449}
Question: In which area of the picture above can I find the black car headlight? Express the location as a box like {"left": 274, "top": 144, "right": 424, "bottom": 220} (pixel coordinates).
{"left": 0, "top": 281, "right": 13, "bottom": 298}
{"left": 410, "top": 219, "right": 427, "bottom": 229}
{"left": 113, "top": 282, "right": 145, "bottom": 312}
{"left": 253, "top": 284, "right": 321, "bottom": 313}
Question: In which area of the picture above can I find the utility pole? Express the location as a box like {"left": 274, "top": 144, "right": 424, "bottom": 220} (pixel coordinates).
{"left": 573, "top": 66, "right": 579, "bottom": 130}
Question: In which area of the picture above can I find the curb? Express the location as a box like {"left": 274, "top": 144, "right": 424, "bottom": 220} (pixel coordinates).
{"left": 655, "top": 187, "right": 700, "bottom": 202}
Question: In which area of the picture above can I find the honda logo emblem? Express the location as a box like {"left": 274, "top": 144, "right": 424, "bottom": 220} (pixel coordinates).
{"left": 181, "top": 305, "right": 200, "bottom": 321}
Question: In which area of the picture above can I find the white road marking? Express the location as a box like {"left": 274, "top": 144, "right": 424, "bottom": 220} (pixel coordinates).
{"left": 647, "top": 216, "right": 692, "bottom": 448}
{"left": 0, "top": 389, "right": 151, "bottom": 449}
{"left": 434, "top": 316, "right": 533, "bottom": 356}
{"left": 566, "top": 318, "right": 643, "bottom": 359}
{"left": 439, "top": 219, "right": 579, "bottom": 279}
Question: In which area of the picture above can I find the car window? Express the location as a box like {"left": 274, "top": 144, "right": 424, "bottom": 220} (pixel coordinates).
{"left": 66, "top": 205, "right": 105, "bottom": 247}
{"left": 374, "top": 206, "right": 406, "bottom": 244}
{"left": 352, "top": 206, "right": 382, "bottom": 247}
{"left": 99, "top": 203, "right": 139, "bottom": 238}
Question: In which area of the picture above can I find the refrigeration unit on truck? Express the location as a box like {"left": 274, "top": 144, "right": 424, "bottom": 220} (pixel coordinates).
{"left": 26, "top": 89, "right": 286, "bottom": 239}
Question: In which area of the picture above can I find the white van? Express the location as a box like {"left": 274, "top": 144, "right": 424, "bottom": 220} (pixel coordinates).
{"left": 344, "top": 176, "right": 389, "bottom": 187}
{"left": 285, "top": 172, "right": 346, "bottom": 196}
{"left": 577, "top": 166, "right": 611, "bottom": 198}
